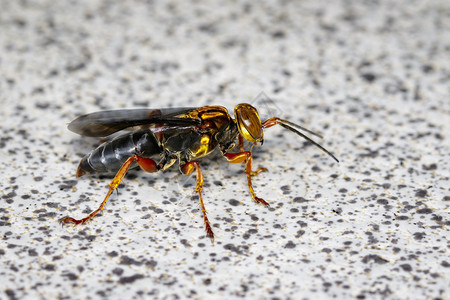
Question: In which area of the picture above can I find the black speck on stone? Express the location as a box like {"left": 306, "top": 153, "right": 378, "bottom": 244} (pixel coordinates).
{"left": 229, "top": 199, "right": 240, "bottom": 206}
{"left": 108, "top": 251, "right": 118, "bottom": 257}
{"left": 284, "top": 241, "right": 296, "bottom": 249}
{"left": 295, "top": 230, "right": 305, "bottom": 238}
{"left": 272, "top": 30, "right": 286, "bottom": 39}
{"left": 430, "top": 272, "right": 440, "bottom": 279}
{"left": 10, "top": 264, "right": 19, "bottom": 272}
{"left": 141, "top": 214, "right": 151, "bottom": 219}
{"left": 86, "top": 235, "right": 97, "bottom": 242}
{"left": 223, "top": 243, "right": 246, "bottom": 255}
{"left": 422, "top": 163, "right": 437, "bottom": 171}
{"left": 422, "top": 64, "right": 434, "bottom": 73}
{"left": 5, "top": 191, "right": 17, "bottom": 198}
{"left": 297, "top": 220, "right": 307, "bottom": 228}
{"left": 282, "top": 69, "right": 291, "bottom": 77}
{"left": 333, "top": 207, "right": 343, "bottom": 214}
{"left": 416, "top": 208, "right": 432, "bottom": 214}
{"left": 250, "top": 214, "right": 259, "bottom": 221}
{"left": 415, "top": 189, "right": 427, "bottom": 198}
{"left": 311, "top": 165, "right": 322, "bottom": 172}
{"left": 280, "top": 185, "right": 291, "bottom": 194}
{"left": 120, "top": 255, "right": 141, "bottom": 266}
{"left": 44, "top": 202, "right": 59, "bottom": 208}
{"left": 400, "top": 264, "right": 412, "bottom": 272}
{"left": 180, "top": 239, "right": 192, "bottom": 248}
{"left": 431, "top": 215, "right": 442, "bottom": 222}
{"left": 153, "top": 208, "right": 164, "bottom": 214}
{"left": 5, "top": 289, "right": 16, "bottom": 300}
{"left": 293, "top": 197, "right": 308, "bottom": 203}
{"left": 361, "top": 254, "right": 388, "bottom": 264}
{"left": 119, "top": 274, "right": 144, "bottom": 284}
{"left": 377, "top": 199, "right": 388, "bottom": 205}
{"left": 62, "top": 272, "right": 78, "bottom": 280}
{"left": 58, "top": 180, "right": 78, "bottom": 190}
{"left": 441, "top": 261, "right": 450, "bottom": 268}
{"left": 413, "top": 232, "right": 426, "bottom": 240}
{"left": 66, "top": 62, "right": 86, "bottom": 72}
{"left": 145, "top": 259, "right": 157, "bottom": 268}
{"left": 361, "top": 73, "right": 377, "bottom": 82}
{"left": 112, "top": 268, "right": 124, "bottom": 276}
{"left": 43, "top": 264, "right": 56, "bottom": 271}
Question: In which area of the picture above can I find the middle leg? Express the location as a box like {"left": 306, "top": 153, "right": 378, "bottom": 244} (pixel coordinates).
{"left": 181, "top": 161, "right": 214, "bottom": 241}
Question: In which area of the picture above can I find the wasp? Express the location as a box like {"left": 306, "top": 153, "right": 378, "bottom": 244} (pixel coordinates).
{"left": 60, "top": 103, "right": 338, "bottom": 240}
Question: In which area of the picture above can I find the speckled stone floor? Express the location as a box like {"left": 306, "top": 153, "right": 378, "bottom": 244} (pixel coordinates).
{"left": 1, "top": 0, "right": 449, "bottom": 299}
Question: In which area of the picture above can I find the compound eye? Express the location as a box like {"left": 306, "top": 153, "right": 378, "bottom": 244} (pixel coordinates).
{"left": 234, "top": 103, "right": 263, "bottom": 143}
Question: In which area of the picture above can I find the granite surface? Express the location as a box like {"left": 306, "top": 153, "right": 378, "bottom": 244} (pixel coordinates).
{"left": 1, "top": 0, "right": 449, "bottom": 299}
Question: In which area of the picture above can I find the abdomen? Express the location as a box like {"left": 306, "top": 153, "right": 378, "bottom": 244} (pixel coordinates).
{"left": 76, "top": 130, "right": 162, "bottom": 177}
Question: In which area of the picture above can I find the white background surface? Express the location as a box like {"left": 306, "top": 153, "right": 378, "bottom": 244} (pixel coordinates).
{"left": 1, "top": 0, "right": 449, "bottom": 299}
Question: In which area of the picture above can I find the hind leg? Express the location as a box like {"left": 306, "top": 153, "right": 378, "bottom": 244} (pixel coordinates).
{"left": 60, "top": 155, "right": 158, "bottom": 225}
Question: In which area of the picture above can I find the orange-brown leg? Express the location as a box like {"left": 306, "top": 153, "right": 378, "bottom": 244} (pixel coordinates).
{"left": 60, "top": 155, "right": 158, "bottom": 225}
{"left": 223, "top": 151, "right": 269, "bottom": 206}
{"left": 181, "top": 161, "right": 214, "bottom": 241}
{"left": 238, "top": 134, "right": 245, "bottom": 152}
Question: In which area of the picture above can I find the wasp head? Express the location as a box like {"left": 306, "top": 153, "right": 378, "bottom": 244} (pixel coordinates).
{"left": 234, "top": 103, "right": 264, "bottom": 145}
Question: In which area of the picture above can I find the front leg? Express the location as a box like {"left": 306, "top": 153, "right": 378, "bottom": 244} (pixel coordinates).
{"left": 223, "top": 151, "right": 269, "bottom": 206}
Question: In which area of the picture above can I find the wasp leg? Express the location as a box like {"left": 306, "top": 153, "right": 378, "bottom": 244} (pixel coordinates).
{"left": 238, "top": 134, "right": 245, "bottom": 152}
{"left": 223, "top": 152, "right": 269, "bottom": 206}
{"left": 60, "top": 155, "right": 158, "bottom": 226}
{"left": 234, "top": 137, "right": 268, "bottom": 175}
{"left": 181, "top": 161, "right": 214, "bottom": 241}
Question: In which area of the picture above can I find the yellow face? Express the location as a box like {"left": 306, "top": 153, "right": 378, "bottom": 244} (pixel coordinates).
{"left": 234, "top": 103, "right": 263, "bottom": 144}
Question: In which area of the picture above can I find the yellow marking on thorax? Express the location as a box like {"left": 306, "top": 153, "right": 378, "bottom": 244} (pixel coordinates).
{"left": 191, "top": 134, "right": 213, "bottom": 158}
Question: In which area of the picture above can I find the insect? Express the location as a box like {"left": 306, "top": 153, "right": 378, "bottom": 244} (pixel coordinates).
{"left": 60, "top": 103, "right": 338, "bottom": 240}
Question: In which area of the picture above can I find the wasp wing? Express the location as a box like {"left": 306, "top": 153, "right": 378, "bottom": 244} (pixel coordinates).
{"left": 68, "top": 108, "right": 200, "bottom": 137}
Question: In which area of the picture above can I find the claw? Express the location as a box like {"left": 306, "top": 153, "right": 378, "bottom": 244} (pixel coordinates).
{"left": 59, "top": 216, "right": 88, "bottom": 226}
{"left": 254, "top": 196, "right": 270, "bottom": 206}
{"left": 205, "top": 223, "right": 215, "bottom": 243}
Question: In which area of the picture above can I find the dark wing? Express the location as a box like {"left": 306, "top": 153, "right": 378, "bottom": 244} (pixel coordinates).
{"left": 68, "top": 107, "right": 200, "bottom": 137}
